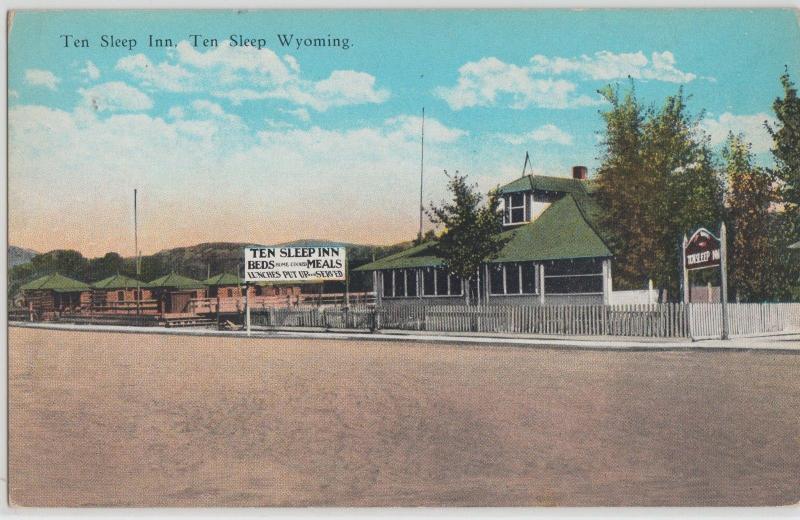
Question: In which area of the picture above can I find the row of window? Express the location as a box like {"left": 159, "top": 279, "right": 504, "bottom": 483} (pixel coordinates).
{"left": 382, "top": 268, "right": 463, "bottom": 298}
{"left": 489, "top": 262, "right": 538, "bottom": 295}
{"left": 383, "top": 259, "right": 605, "bottom": 297}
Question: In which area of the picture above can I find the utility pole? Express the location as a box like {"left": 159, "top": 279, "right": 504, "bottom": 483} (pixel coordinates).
{"left": 418, "top": 107, "right": 425, "bottom": 243}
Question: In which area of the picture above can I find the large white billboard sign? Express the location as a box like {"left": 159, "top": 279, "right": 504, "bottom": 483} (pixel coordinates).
{"left": 244, "top": 246, "right": 346, "bottom": 282}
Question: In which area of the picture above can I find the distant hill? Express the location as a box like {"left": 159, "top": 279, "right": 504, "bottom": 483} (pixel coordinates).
{"left": 8, "top": 246, "right": 38, "bottom": 267}
{"left": 7, "top": 240, "right": 413, "bottom": 298}
{"left": 142, "top": 239, "right": 412, "bottom": 291}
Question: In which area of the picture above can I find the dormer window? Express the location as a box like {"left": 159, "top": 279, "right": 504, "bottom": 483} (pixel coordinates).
{"left": 503, "top": 192, "right": 529, "bottom": 225}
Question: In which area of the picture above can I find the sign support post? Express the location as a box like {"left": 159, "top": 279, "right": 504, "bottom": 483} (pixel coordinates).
{"left": 682, "top": 234, "right": 689, "bottom": 303}
{"left": 720, "top": 222, "right": 729, "bottom": 340}
{"left": 245, "top": 282, "right": 251, "bottom": 336}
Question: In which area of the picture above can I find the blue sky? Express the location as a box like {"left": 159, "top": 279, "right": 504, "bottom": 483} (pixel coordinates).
{"left": 8, "top": 9, "right": 800, "bottom": 255}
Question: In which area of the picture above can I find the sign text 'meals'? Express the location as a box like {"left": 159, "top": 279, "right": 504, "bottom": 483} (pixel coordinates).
{"left": 244, "top": 246, "right": 346, "bottom": 282}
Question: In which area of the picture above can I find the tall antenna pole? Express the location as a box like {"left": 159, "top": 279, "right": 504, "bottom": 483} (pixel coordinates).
{"left": 522, "top": 151, "right": 531, "bottom": 178}
{"left": 418, "top": 107, "right": 425, "bottom": 242}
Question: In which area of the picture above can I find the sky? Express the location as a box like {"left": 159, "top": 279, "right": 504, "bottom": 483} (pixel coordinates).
{"left": 8, "top": 9, "right": 800, "bottom": 257}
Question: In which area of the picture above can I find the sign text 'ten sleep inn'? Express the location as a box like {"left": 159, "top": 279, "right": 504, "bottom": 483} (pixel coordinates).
{"left": 244, "top": 246, "right": 346, "bottom": 282}
{"left": 684, "top": 228, "right": 721, "bottom": 271}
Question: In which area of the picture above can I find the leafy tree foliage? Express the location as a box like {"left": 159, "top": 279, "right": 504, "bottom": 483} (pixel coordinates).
{"left": 767, "top": 68, "right": 800, "bottom": 213}
{"left": 723, "top": 134, "right": 776, "bottom": 301}
{"left": 427, "top": 172, "right": 507, "bottom": 304}
{"left": 595, "top": 84, "right": 724, "bottom": 299}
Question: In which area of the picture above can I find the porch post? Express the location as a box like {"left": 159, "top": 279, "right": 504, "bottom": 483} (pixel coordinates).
{"left": 484, "top": 264, "right": 490, "bottom": 304}
{"left": 538, "top": 263, "right": 545, "bottom": 305}
{"left": 602, "top": 259, "right": 612, "bottom": 305}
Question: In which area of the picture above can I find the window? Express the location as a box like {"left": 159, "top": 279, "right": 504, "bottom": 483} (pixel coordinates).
{"left": 449, "top": 275, "right": 462, "bottom": 296}
{"left": 117, "top": 290, "right": 125, "bottom": 301}
{"left": 421, "top": 267, "right": 463, "bottom": 297}
{"left": 543, "top": 259, "right": 603, "bottom": 294}
{"left": 382, "top": 270, "right": 393, "bottom": 296}
{"left": 226, "top": 288, "right": 234, "bottom": 297}
{"left": 490, "top": 262, "right": 538, "bottom": 295}
{"left": 406, "top": 270, "right": 418, "bottom": 297}
{"left": 504, "top": 192, "right": 528, "bottom": 225}
{"left": 436, "top": 269, "right": 449, "bottom": 296}
{"left": 423, "top": 268, "right": 436, "bottom": 296}
{"left": 383, "top": 269, "right": 419, "bottom": 298}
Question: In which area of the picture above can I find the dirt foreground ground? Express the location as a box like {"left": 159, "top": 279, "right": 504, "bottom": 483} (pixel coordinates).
{"left": 8, "top": 326, "right": 800, "bottom": 506}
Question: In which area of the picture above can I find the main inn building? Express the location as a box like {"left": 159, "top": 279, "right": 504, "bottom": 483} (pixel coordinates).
{"left": 356, "top": 167, "right": 614, "bottom": 305}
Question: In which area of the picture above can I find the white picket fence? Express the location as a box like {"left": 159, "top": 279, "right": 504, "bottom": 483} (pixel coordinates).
{"left": 250, "top": 302, "right": 800, "bottom": 339}
{"left": 688, "top": 302, "right": 800, "bottom": 339}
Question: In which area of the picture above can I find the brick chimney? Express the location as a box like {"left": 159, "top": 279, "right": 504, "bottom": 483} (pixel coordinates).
{"left": 572, "top": 165, "right": 588, "bottom": 180}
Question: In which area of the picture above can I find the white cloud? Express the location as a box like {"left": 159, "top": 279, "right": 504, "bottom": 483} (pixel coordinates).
{"left": 80, "top": 60, "right": 100, "bottom": 81}
{"left": 167, "top": 106, "right": 185, "bottom": 119}
{"left": 435, "top": 57, "right": 602, "bottom": 110}
{"left": 529, "top": 51, "right": 697, "bottom": 83}
{"left": 384, "top": 114, "right": 467, "bottom": 143}
{"left": 24, "top": 69, "right": 60, "bottom": 90}
{"left": 280, "top": 107, "right": 310, "bottom": 121}
{"left": 78, "top": 81, "right": 153, "bottom": 112}
{"left": 700, "top": 112, "right": 775, "bottom": 153}
{"left": 9, "top": 104, "right": 467, "bottom": 253}
{"left": 9, "top": 90, "right": 19, "bottom": 99}
{"left": 116, "top": 40, "right": 389, "bottom": 111}
{"left": 497, "top": 124, "right": 573, "bottom": 146}
{"left": 436, "top": 50, "right": 701, "bottom": 110}
{"left": 116, "top": 53, "right": 196, "bottom": 92}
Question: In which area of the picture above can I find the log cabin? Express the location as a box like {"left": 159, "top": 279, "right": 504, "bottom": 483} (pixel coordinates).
{"left": 91, "top": 274, "right": 154, "bottom": 314}
{"left": 20, "top": 273, "right": 92, "bottom": 318}
{"left": 146, "top": 272, "right": 207, "bottom": 314}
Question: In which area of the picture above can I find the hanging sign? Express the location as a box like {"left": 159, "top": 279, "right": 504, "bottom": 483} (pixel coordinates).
{"left": 684, "top": 228, "right": 721, "bottom": 271}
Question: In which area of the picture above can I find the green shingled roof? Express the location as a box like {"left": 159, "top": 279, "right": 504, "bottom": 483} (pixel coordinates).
{"left": 146, "top": 272, "right": 206, "bottom": 290}
{"left": 20, "top": 273, "right": 91, "bottom": 293}
{"left": 355, "top": 194, "right": 611, "bottom": 271}
{"left": 790, "top": 241, "right": 800, "bottom": 249}
{"left": 203, "top": 272, "right": 242, "bottom": 286}
{"left": 491, "top": 195, "right": 611, "bottom": 262}
{"left": 92, "top": 274, "right": 145, "bottom": 290}
{"left": 498, "top": 174, "right": 592, "bottom": 195}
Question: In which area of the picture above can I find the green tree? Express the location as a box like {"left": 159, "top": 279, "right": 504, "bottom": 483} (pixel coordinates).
{"left": 594, "top": 83, "right": 650, "bottom": 290}
{"left": 767, "top": 68, "right": 800, "bottom": 214}
{"left": 86, "top": 252, "right": 126, "bottom": 281}
{"left": 427, "top": 172, "right": 507, "bottom": 304}
{"left": 723, "top": 133, "right": 775, "bottom": 301}
{"left": 29, "top": 249, "right": 87, "bottom": 280}
{"left": 595, "top": 84, "right": 724, "bottom": 299}
{"left": 766, "top": 68, "right": 800, "bottom": 299}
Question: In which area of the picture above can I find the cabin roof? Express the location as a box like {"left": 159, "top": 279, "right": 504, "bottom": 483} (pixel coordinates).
{"left": 146, "top": 272, "right": 206, "bottom": 290}
{"left": 92, "top": 273, "right": 145, "bottom": 290}
{"left": 203, "top": 272, "right": 242, "bottom": 286}
{"left": 20, "top": 273, "right": 91, "bottom": 293}
{"left": 354, "top": 194, "right": 611, "bottom": 271}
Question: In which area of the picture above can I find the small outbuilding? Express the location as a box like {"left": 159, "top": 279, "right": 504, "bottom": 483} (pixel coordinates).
{"left": 92, "top": 274, "right": 152, "bottom": 314}
{"left": 203, "top": 272, "right": 245, "bottom": 298}
{"left": 147, "top": 272, "right": 207, "bottom": 314}
{"left": 20, "top": 273, "right": 92, "bottom": 317}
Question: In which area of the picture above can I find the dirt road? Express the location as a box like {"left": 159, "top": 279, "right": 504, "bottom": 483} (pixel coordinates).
{"left": 8, "top": 327, "right": 800, "bottom": 506}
